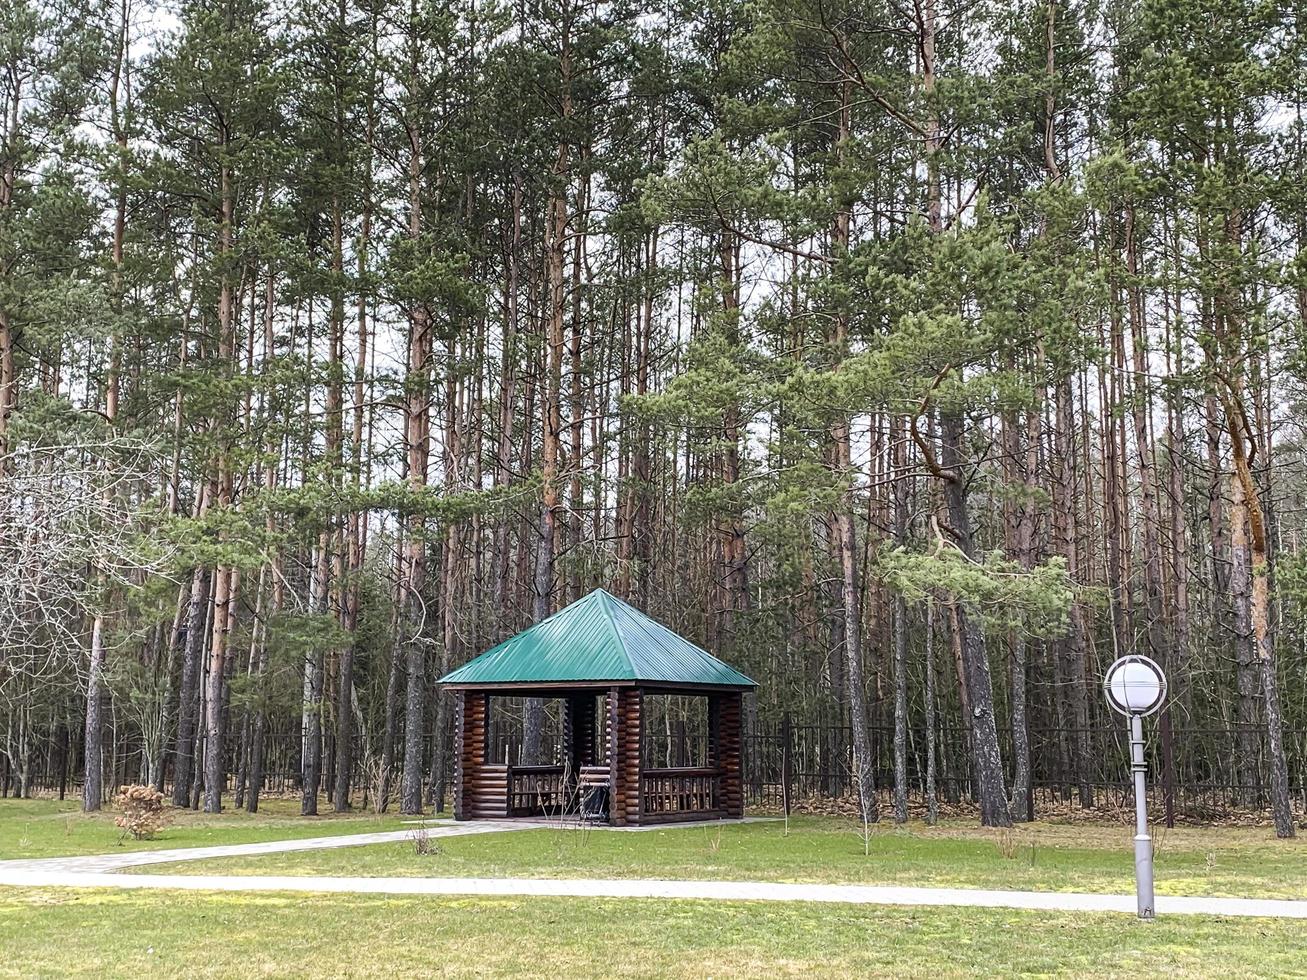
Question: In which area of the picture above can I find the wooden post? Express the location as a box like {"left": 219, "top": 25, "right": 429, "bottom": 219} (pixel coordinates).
{"left": 719, "top": 692, "right": 744, "bottom": 819}
{"left": 453, "top": 691, "right": 470, "bottom": 820}
{"left": 453, "top": 692, "right": 466, "bottom": 820}
{"left": 454, "top": 691, "right": 492, "bottom": 820}
{"left": 606, "top": 687, "right": 620, "bottom": 824}
{"left": 610, "top": 687, "right": 642, "bottom": 825}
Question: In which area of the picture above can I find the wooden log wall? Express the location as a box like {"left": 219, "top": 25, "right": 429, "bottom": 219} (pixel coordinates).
{"left": 454, "top": 691, "right": 507, "bottom": 820}
{"left": 609, "top": 687, "right": 642, "bottom": 825}
{"left": 714, "top": 692, "right": 744, "bottom": 819}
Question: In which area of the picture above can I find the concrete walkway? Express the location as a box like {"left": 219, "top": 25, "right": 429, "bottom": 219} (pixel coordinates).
{"left": 0, "top": 816, "right": 768, "bottom": 874}
{"left": 2, "top": 867, "right": 1305, "bottom": 918}
{"left": 0, "top": 819, "right": 549, "bottom": 874}
{"left": 2, "top": 819, "right": 1305, "bottom": 919}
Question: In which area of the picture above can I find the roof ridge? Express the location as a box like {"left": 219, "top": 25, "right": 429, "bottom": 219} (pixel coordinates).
{"left": 617, "top": 601, "right": 738, "bottom": 678}
{"left": 591, "top": 588, "right": 635, "bottom": 675}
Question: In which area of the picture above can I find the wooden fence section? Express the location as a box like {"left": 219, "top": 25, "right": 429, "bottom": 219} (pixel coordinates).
{"left": 641, "top": 767, "right": 718, "bottom": 820}
{"left": 507, "top": 765, "right": 566, "bottom": 816}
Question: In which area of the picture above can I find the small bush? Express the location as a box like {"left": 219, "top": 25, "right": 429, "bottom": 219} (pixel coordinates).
{"left": 411, "top": 822, "right": 442, "bottom": 857}
{"left": 113, "top": 784, "right": 170, "bottom": 840}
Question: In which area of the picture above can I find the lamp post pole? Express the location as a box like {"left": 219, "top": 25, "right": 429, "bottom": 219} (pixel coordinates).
{"left": 1104, "top": 654, "right": 1166, "bottom": 921}
{"left": 1129, "top": 711, "right": 1154, "bottom": 920}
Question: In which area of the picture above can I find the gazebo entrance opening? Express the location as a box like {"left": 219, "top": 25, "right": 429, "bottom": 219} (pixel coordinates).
{"left": 479, "top": 693, "right": 605, "bottom": 819}
{"left": 441, "top": 589, "right": 756, "bottom": 827}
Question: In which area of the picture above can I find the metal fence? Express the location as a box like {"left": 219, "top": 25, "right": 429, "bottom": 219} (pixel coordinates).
{"left": 743, "top": 720, "right": 1307, "bottom": 821}
{"left": 7, "top": 718, "right": 1307, "bottom": 822}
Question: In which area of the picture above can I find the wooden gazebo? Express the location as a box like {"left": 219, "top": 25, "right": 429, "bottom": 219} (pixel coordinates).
{"left": 437, "top": 589, "right": 756, "bottom": 826}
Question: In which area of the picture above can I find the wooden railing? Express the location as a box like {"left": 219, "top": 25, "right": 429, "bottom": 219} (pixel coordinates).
{"left": 641, "top": 767, "right": 720, "bottom": 819}
{"left": 507, "top": 764, "right": 566, "bottom": 816}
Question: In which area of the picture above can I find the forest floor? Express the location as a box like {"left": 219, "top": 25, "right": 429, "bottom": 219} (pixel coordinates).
{"left": 0, "top": 796, "right": 411, "bottom": 860}
{"left": 1, "top": 887, "right": 1304, "bottom": 978}
{"left": 135, "top": 812, "right": 1307, "bottom": 900}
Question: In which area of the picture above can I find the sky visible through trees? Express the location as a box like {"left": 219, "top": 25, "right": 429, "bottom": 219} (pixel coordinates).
{"left": 1, "top": 0, "right": 1306, "bottom": 836}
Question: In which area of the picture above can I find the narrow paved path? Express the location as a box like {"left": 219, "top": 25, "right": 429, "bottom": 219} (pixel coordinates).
{"left": 2, "top": 867, "right": 1305, "bottom": 918}
{"left": 2, "top": 818, "right": 1303, "bottom": 918}
{"left": 0, "top": 817, "right": 774, "bottom": 875}
{"left": 0, "top": 819, "right": 550, "bottom": 874}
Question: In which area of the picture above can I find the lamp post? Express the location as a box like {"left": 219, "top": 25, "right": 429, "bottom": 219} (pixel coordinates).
{"left": 1103, "top": 654, "right": 1167, "bottom": 920}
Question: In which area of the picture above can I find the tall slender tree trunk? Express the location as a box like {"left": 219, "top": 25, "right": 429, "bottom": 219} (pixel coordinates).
{"left": 1051, "top": 376, "right": 1093, "bottom": 807}
{"left": 492, "top": 172, "right": 521, "bottom": 626}
{"left": 1217, "top": 268, "right": 1294, "bottom": 837}
{"left": 939, "top": 413, "right": 1011, "bottom": 828}
{"left": 892, "top": 416, "right": 909, "bottom": 825}
{"left": 81, "top": 616, "right": 107, "bottom": 811}
{"left": 525, "top": 6, "right": 574, "bottom": 764}
{"left": 82, "top": 8, "right": 132, "bottom": 812}
{"left": 379, "top": 540, "right": 405, "bottom": 812}
{"left": 1002, "top": 402, "right": 1032, "bottom": 822}
{"left": 171, "top": 565, "right": 209, "bottom": 806}
{"left": 400, "top": 104, "right": 432, "bottom": 813}
{"left": 203, "top": 151, "right": 238, "bottom": 814}
{"left": 0, "top": 71, "right": 19, "bottom": 460}
{"left": 1123, "top": 205, "right": 1177, "bottom": 822}
{"left": 301, "top": 539, "right": 330, "bottom": 815}
{"left": 828, "top": 67, "right": 876, "bottom": 826}
{"left": 924, "top": 597, "right": 939, "bottom": 824}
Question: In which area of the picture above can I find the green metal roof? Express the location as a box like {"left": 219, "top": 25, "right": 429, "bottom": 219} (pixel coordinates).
{"left": 437, "top": 589, "right": 756, "bottom": 689}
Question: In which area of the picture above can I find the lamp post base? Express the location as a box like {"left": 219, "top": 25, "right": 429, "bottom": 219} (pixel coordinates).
{"left": 1134, "top": 832, "right": 1154, "bottom": 920}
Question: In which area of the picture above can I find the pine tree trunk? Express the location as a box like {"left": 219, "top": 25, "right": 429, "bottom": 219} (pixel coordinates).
{"left": 81, "top": 617, "right": 106, "bottom": 811}
{"left": 1225, "top": 404, "right": 1294, "bottom": 837}
{"left": 924, "top": 598, "right": 939, "bottom": 824}
{"left": 0, "top": 73, "right": 17, "bottom": 459}
{"left": 828, "top": 65, "right": 875, "bottom": 826}
{"left": 379, "top": 544, "right": 405, "bottom": 813}
{"left": 1002, "top": 406, "right": 1030, "bottom": 821}
{"left": 525, "top": 11, "right": 573, "bottom": 765}
{"left": 302, "top": 538, "right": 329, "bottom": 816}
{"left": 939, "top": 412, "right": 1011, "bottom": 827}
{"left": 399, "top": 82, "right": 431, "bottom": 812}
{"left": 892, "top": 415, "right": 909, "bottom": 825}
{"left": 1051, "top": 377, "right": 1093, "bottom": 807}
{"left": 171, "top": 567, "right": 208, "bottom": 806}
{"left": 203, "top": 565, "right": 234, "bottom": 813}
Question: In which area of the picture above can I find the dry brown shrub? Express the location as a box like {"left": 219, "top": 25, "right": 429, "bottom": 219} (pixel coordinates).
{"left": 113, "top": 784, "right": 171, "bottom": 840}
{"left": 411, "top": 822, "right": 442, "bottom": 856}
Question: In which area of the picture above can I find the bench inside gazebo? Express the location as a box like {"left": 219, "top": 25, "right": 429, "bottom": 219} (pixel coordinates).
{"left": 437, "top": 589, "right": 756, "bottom": 826}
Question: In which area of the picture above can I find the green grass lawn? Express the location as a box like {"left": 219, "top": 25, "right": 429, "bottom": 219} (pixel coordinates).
{"left": 5, "top": 804, "right": 1305, "bottom": 977}
{"left": 1, "top": 888, "right": 1303, "bottom": 979}
{"left": 142, "top": 815, "right": 1307, "bottom": 899}
{"left": 0, "top": 797, "right": 415, "bottom": 860}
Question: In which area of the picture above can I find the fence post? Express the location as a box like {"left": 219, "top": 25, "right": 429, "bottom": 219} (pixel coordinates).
{"left": 781, "top": 712, "right": 793, "bottom": 816}
{"left": 1159, "top": 707, "right": 1177, "bottom": 828}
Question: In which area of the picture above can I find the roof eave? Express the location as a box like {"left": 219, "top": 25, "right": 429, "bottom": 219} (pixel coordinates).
{"left": 439, "top": 678, "right": 755, "bottom": 693}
